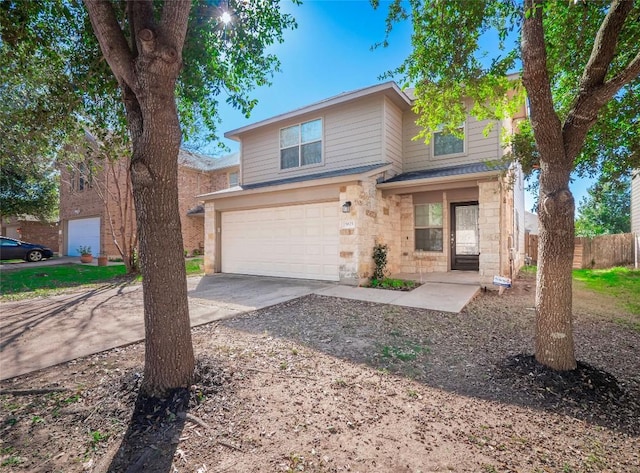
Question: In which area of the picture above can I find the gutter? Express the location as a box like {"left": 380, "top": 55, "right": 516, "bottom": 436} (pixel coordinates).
{"left": 199, "top": 164, "right": 393, "bottom": 201}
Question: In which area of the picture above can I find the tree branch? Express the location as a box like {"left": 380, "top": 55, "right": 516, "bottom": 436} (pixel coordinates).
{"left": 521, "top": 0, "right": 563, "bottom": 160}
{"left": 82, "top": 0, "right": 135, "bottom": 88}
{"left": 563, "top": 2, "right": 639, "bottom": 161}
{"left": 603, "top": 50, "right": 640, "bottom": 94}
{"left": 578, "top": 0, "right": 634, "bottom": 91}
{"left": 160, "top": 0, "right": 192, "bottom": 51}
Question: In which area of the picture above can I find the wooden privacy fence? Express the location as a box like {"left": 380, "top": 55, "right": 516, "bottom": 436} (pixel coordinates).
{"left": 525, "top": 232, "right": 538, "bottom": 265}
{"left": 525, "top": 232, "right": 636, "bottom": 269}
{"left": 573, "top": 233, "right": 635, "bottom": 269}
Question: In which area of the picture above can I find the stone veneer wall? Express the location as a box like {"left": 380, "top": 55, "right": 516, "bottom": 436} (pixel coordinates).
{"left": 478, "top": 179, "right": 503, "bottom": 286}
{"left": 203, "top": 202, "right": 217, "bottom": 275}
{"left": 337, "top": 176, "right": 401, "bottom": 285}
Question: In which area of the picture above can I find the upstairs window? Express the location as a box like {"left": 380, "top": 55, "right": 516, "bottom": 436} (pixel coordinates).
{"left": 228, "top": 171, "right": 239, "bottom": 187}
{"left": 433, "top": 125, "right": 464, "bottom": 157}
{"left": 70, "top": 162, "right": 93, "bottom": 192}
{"left": 415, "top": 203, "right": 443, "bottom": 251}
{"left": 280, "top": 118, "right": 322, "bottom": 169}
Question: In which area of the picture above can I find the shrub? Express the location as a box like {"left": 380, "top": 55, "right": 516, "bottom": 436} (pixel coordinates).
{"left": 372, "top": 243, "right": 388, "bottom": 281}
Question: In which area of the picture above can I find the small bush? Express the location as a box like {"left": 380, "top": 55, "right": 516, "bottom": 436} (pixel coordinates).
{"left": 372, "top": 243, "right": 388, "bottom": 281}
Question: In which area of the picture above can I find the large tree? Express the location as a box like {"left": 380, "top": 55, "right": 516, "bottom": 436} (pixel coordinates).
{"left": 379, "top": 0, "right": 640, "bottom": 370}
{"left": 575, "top": 175, "right": 631, "bottom": 237}
{"left": 1, "top": 0, "right": 296, "bottom": 397}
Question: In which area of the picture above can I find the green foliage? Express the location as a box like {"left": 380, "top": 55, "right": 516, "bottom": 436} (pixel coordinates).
{"left": 575, "top": 176, "right": 631, "bottom": 237}
{"left": 0, "top": 0, "right": 298, "bottom": 148}
{"left": 77, "top": 246, "right": 92, "bottom": 256}
{"left": 369, "top": 278, "right": 418, "bottom": 291}
{"left": 376, "top": 0, "right": 640, "bottom": 181}
{"left": 0, "top": 160, "right": 59, "bottom": 220}
{"left": 372, "top": 243, "right": 389, "bottom": 281}
{"left": 0, "top": 1, "right": 298, "bottom": 221}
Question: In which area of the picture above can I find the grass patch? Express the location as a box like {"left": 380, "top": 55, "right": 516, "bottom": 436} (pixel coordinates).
{"left": 185, "top": 257, "right": 204, "bottom": 275}
{"left": 380, "top": 343, "right": 429, "bottom": 361}
{"left": 0, "top": 264, "right": 128, "bottom": 296}
{"left": 1, "top": 258, "right": 205, "bottom": 299}
{"left": 368, "top": 278, "right": 420, "bottom": 291}
{"left": 573, "top": 267, "right": 640, "bottom": 317}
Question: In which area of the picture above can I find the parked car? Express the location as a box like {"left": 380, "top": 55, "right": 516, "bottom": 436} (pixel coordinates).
{"left": 0, "top": 236, "right": 54, "bottom": 262}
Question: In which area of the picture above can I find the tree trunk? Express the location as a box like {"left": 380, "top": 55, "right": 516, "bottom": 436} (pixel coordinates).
{"left": 126, "top": 80, "right": 195, "bottom": 397}
{"left": 534, "top": 161, "right": 577, "bottom": 370}
{"left": 128, "top": 105, "right": 195, "bottom": 396}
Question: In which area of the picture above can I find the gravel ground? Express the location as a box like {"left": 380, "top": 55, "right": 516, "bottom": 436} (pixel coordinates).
{"left": 0, "top": 272, "right": 638, "bottom": 472}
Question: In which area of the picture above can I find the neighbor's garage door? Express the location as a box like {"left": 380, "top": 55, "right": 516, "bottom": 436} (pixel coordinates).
{"left": 221, "top": 202, "right": 339, "bottom": 281}
{"left": 67, "top": 217, "right": 100, "bottom": 256}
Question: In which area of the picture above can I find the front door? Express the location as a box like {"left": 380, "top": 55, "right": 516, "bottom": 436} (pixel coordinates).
{"left": 451, "top": 202, "right": 479, "bottom": 271}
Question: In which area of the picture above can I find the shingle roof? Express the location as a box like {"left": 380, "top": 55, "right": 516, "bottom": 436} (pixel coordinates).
{"left": 241, "top": 163, "right": 389, "bottom": 190}
{"left": 178, "top": 150, "right": 239, "bottom": 172}
{"left": 225, "top": 82, "right": 412, "bottom": 140}
{"left": 382, "top": 161, "right": 508, "bottom": 184}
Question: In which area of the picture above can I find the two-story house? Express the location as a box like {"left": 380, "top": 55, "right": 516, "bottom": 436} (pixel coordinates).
{"left": 201, "top": 81, "right": 526, "bottom": 286}
{"left": 59, "top": 149, "right": 239, "bottom": 258}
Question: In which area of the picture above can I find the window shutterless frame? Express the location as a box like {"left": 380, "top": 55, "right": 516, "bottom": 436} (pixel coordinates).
{"left": 432, "top": 123, "right": 466, "bottom": 158}
{"left": 280, "top": 118, "right": 323, "bottom": 170}
{"left": 414, "top": 202, "right": 444, "bottom": 252}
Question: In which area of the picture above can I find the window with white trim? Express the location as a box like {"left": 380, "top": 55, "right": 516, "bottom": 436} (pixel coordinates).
{"left": 280, "top": 118, "right": 322, "bottom": 169}
{"left": 228, "top": 171, "right": 238, "bottom": 187}
{"left": 433, "top": 125, "right": 464, "bottom": 157}
{"left": 415, "top": 203, "right": 443, "bottom": 251}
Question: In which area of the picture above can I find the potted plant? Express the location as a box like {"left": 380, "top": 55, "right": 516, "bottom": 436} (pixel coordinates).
{"left": 78, "top": 245, "right": 93, "bottom": 263}
{"left": 97, "top": 253, "right": 108, "bottom": 267}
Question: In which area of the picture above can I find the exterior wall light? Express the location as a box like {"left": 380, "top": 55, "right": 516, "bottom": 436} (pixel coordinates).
{"left": 342, "top": 201, "right": 352, "bottom": 213}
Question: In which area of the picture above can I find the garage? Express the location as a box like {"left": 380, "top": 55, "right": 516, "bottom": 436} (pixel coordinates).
{"left": 67, "top": 217, "right": 101, "bottom": 256}
{"left": 221, "top": 202, "right": 339, "bottom": 281}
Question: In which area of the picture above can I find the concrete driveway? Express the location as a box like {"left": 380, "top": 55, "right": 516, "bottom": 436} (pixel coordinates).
{"left": 0, "top": 274, "right": 331, "bottom": 381}
{"left": 0, "top": 273, "right": 479, "bottom": 381}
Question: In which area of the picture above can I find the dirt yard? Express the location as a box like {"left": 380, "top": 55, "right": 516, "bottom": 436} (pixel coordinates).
{"left": 1, "top": 272, "right": 639, "bottom": 472}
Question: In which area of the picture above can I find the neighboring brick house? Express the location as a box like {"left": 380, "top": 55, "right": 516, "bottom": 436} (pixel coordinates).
{"left": 59, "top": 150, "right": 238, "bottom": 257}
{"left": 1, "top": 216, "right": 59, "bottom": 252}
{"left": 201, "top": 81, "right": 527, "bottom": 287}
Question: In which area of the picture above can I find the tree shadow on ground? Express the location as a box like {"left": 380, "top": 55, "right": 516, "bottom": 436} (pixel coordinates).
{"left": 219, "top": 292, "right": 640, "bottom": 436}
{"left": 105, "top": 388, "right": 188, "bottom": 473}
{"left": 100, "top": 358, "right": 225, "bottom": 473}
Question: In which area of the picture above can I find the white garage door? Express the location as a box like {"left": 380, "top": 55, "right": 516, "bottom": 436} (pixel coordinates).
{"left": 67, "top": 217, "right": 101, "bottom": 256}
{"left": 222, "top": 202, "right": 339, "bottom": 281}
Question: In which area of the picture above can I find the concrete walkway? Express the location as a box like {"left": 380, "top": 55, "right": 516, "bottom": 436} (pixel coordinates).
{"left": 316, "top": 281, "right": 479, "bottom": 313}
{"left": 0, "top": 273, "right": 479, "bottom": 381}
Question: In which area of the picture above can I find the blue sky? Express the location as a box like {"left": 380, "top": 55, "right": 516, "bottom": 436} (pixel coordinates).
{"left": 206, "top": 0, "right": 593, "bottom": 212}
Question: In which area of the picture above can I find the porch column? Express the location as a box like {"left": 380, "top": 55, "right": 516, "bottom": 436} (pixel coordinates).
{"left": 478, "top": 180, "right": 502, "bottom": 287}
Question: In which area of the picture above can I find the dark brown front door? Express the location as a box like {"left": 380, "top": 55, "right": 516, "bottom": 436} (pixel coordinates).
{"left": 451, "top": 202, "right": 479, "bottom": 271}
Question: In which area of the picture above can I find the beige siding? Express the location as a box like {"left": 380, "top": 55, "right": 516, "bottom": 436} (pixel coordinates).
{"left": 402, "top": 109, "right": 501, "bottom": 173}
{"left": 241, "top": 96, "right": 387, "bottom": 185}
{"left": 632, "top": 170, "right": 640, "bottom": 234}
{"left": 383, "top": 97, "right": 403, "bottom": 176}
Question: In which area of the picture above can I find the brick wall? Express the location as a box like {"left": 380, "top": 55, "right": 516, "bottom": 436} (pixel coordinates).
{"left": 1, "top": 219, "right": 60, "bottom": 252}
{"left": 60, "top": 158, "right": 237, "bottom": 258}
{"left": 103, "top": 159, "right": 136, "bottom": 258}
{"left": 59, "top": 164, "right": 106, "bottom": 255}
{"left": 178, "top": 167, "right": 213, "bottom": 254}
{"left": 178, "top": 167, "right": 235, "bottom": 255}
